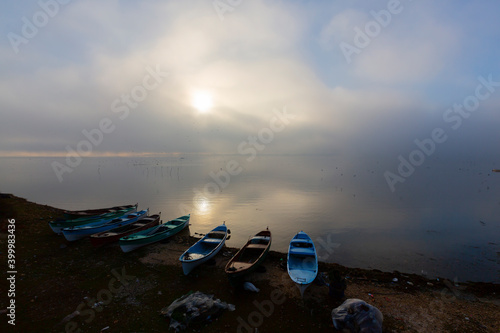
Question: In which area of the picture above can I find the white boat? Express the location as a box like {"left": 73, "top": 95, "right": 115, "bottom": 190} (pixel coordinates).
{"left": 62, "top": 209, "right": 148, "bottom": 241}
{"left": 179, "top": 223, "right": 228, "bottom": 275}
{"left": 287, "top": 231, "right": 318, "bottom": 297}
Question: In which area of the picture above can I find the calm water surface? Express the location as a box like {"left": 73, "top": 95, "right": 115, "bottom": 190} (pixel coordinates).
{"left": 1, "top": 155, "right": 498, "bottom": 282}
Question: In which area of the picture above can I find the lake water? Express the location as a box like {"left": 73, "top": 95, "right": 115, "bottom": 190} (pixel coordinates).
{"left": 1, "top": 155, "right": 499, "bottom": 282}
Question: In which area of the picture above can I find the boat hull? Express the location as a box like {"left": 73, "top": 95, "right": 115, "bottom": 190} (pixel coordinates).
{"left": 62, "top": 210, "right": 148, "bottom": 242}
{"left": 225, "top": 229, "right": 271, "bottom": 280}
{"left": 90, "top": 214, "right": 161, "bottom": 247}
{"left": 180, "top": 224, "right": 228, "bottom": 275}
{"left": 119, "top": 214, "right": 190, "bottom": 253}
{"left": 63, "top": 204, "right": 137, "bottom": 219}
{"left": 181, "top": 244, "right": 224, "bottom": 275}
{"left": 49, "top": 205, "right": 138, "bottom": 234}
{"left": 119, "top": 230, "right": 179, "bottom": 253}
{"left": 287, "top": 231, "right": 318, "bottom": 297}
{"left": 226, "top": 250, "right": 270, "bottom": 280}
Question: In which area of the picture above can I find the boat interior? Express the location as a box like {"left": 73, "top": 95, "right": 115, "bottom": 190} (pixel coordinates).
{"left": 289, "top": 253, "right": 316, "bottom": 267}
{"left": 183, "top": 241, "right": 219, "bottom": 260}
{"left": 233, "top": 247, "right": 264, "bottom": 264}
{"left": 169, "top": 219, "right": 185, "bottom": 226}
{"left": 249, "top": 235, "right": 270, "bottom": 245}
{"left": 203, "top": 231, "right": 226, "bottom": 242}
{"left": 289, "top": 237, "right": 317, "bottom": 273}
{"left": 149, "top": 224, "right": 172, "bottom": 234}
{"left": 105, "top": 221, "right": 150, "bottom": 235}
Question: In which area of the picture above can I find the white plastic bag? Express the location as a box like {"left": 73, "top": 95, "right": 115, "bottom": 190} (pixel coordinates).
{"left": 331, "top": 298, "right": 383, "bottom": 333}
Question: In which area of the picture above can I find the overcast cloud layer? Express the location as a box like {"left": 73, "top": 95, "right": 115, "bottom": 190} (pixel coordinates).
{"left": 1, "top": 0, "right": 499, "bottom": 159}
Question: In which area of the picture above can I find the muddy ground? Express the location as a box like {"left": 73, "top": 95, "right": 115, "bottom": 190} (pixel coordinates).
{"left": 0, "top": 194, "right": 498, "bottom": 332}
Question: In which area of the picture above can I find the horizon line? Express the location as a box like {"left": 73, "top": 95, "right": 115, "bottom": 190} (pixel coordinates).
{"left": 0, "top": 151, "right": 342, "bottom": 158}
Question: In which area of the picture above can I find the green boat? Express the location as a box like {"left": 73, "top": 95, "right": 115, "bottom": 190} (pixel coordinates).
{"left": 49, "top": 204, "right": 138, "bottom": 234}
{"left": 119, "top": 214, "right": 190, "bottom": 253}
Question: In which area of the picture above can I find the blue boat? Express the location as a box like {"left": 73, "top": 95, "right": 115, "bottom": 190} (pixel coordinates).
{"left": 179, "top": 223, "right": 228, "bottom": 275}
{"left": 287, "top": 231, "right": 318, "bottom": 297}
{"left": 49, "top": 204, "right": 138, "bottom": 234}
{"left": 62, "top": 209, "right": 148, "bottom": 241}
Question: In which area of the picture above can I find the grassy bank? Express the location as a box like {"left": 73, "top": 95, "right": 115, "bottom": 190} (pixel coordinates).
{"left": 0, "top": 194, "right": 498, "bottom": 332}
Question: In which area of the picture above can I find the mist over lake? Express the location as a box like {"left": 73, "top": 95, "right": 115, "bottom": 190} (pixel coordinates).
{"left": 1, "top": 154, "right": 498, "bottom": 282}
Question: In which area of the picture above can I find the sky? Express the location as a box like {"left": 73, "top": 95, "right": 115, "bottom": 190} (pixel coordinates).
{"left": 1, "top": 0, "right": 500, "bottom": 160}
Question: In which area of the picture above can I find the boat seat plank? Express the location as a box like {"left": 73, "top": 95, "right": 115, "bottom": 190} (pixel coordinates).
{"left": 252, "top": 236, "right": 270, "bottom": 241}
{"left": 289, "top": 248, "right": 315, "bottom": 256}
{"left": 208, "top": 231, "right": 226, "bottom": 235}
{"left": 202, "top": 238, "right": 223, "bottom": 243}
{"left": 183, "top": 253, "right": 206, "bottom": 260}
{"left": 230, "top": 262, "right": 253, "bottom": 270}
{"left": 246, "top": 244, "right": 268, "bottom": 249}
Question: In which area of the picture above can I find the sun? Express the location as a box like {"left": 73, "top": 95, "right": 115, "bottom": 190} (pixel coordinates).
{"left": 191, "top": 91, "right": 213, "bottom": 113}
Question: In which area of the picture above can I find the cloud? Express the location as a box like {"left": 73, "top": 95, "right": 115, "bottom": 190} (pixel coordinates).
{"left": 0, "top": 0, "right": 499, "bottom": 159}
{"left": 320, "top": 2, "right": 461, "bottom": 84}
{"left": 319, "top": 8, "right": 369, "bottom": 50}
{"left": 353, "top": 14, "right": 459, "bottom": 83}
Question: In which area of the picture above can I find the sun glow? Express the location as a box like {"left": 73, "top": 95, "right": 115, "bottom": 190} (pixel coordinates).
{"left": 191, "top": 91, "right": 213, "bottom": 113}
{"left": 195, "top": 198, "right": 211, "bottom": 215}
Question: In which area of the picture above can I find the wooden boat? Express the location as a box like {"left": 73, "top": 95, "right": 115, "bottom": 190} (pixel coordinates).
{"left": 119, "top": 214, "right": 190, "bottom": 253}
{"left": 179, "top": 223, "right": 228, "bottom": 275}
{"left": 62, "top": 209, "right": 148, "bottom": 242}
{"left": 287, "top": 231, "right": 318, "bottom": 297}
{"left": 493, "top": 169, "right": 500, "bottom": 173}
{"left": 225, "top": 229, "right": 271, "bottom": 279}
{"left": 62, "top": 204, "right": 138, "bottom": 219}
{"left": 90, "top": 213, "right": 161, "bottom": 247}
{"left": 49, "top": 204, "right": 138, "bottom": 234}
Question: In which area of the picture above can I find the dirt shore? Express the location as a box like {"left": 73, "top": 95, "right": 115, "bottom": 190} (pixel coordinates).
{"left": 0, "top": 194, "right": 498, "bottom": 332}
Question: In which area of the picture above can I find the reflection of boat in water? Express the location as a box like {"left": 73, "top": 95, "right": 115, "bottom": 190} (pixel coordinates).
{"left": 493, "top": 169, "right": 500, "bottom": 172}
